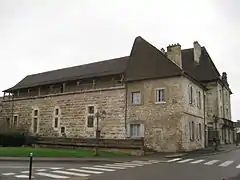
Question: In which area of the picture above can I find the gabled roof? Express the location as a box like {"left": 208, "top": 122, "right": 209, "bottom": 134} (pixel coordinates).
{"left": 125, "top": 36, "right": 182, "bottom": 81}
{"left": 181, "top": 47, "right": 220, "bottom": 82}
{"left": 4, "top": 56, "right": 129, "bottom": 92}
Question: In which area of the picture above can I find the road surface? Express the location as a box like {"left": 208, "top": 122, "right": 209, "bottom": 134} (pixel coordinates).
{"left": 2, "top": 149, "right": 240, "bottom": 179}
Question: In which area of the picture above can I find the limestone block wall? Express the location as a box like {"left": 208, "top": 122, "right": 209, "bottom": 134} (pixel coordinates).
{"left": 1, "top": 87, "right": 126, "bottom": 139}
{"left": 126, "top": 76, "right": 185, "bottom": 152}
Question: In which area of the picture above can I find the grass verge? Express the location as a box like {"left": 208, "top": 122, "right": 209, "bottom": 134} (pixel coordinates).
{"left": 0, "top": 147, "right": 130, "bottom": 157}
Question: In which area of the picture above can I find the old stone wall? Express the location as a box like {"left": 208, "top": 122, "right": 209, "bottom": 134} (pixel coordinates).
{"left": 126, "top": 76, "right": 185, "bottom": 152}
{"left": 181, "top": 77, "right": 205, "bottom": 151}
{"left": 1, "top": 86, "right": 126, "bottom": 139}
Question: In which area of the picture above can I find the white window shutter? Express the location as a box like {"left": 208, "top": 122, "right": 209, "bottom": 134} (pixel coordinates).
{"left": 140, "top": 124, "right": 145, "bottom": 137}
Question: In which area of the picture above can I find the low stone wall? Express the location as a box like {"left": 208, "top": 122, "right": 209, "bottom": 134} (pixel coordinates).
{"left": 35, "top": 136, "right": 144, "bottom": 148}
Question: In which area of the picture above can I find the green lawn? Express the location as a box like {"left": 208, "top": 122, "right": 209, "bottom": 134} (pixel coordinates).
{"left": 0, "top": 147, "right": 130, "bottom": 157}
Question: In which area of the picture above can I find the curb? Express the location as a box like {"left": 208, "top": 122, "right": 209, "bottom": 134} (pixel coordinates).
{"left": 0, "top": 157, "right": 126, "bottom": 163}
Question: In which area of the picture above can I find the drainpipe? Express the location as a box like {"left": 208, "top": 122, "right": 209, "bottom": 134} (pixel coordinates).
{"left": 203, "top": 92, "right": 206, "bottom": 148}
{"left": 124, "top": 75, "right": 128, "bottom": 132}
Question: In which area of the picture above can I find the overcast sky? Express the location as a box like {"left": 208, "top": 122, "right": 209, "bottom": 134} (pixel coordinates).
{"left": 0, "top": 0, "right": 239, "bottom": 120}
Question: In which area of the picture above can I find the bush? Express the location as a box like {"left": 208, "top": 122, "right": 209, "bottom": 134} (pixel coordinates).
{"left": 0, "top": 132, "right": 26, "bottom": 147}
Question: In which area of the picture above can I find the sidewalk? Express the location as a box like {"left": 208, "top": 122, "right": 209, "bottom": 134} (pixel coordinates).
{"left": 143, "top": 144, "right": 240, "bottom": 159}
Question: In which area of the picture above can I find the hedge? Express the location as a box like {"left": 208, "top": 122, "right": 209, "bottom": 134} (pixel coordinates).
{"left": 0, "top": 132, "right": 36, "bottom": 147}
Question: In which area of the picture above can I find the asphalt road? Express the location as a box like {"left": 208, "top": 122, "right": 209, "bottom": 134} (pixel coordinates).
{"left": 2, "top": 149, "right": 240, "bottom": 179}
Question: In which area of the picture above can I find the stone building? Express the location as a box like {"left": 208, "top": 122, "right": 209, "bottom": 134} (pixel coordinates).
{"left": 0, "top": 36, "right": 233, "bottom": 152}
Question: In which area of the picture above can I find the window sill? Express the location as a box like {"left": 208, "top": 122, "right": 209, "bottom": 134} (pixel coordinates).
{"left": 131, "top": 103, "right": 143, "bottom": 106}
{"left": 155, "top": 101, "right": 166, "bottom": 104}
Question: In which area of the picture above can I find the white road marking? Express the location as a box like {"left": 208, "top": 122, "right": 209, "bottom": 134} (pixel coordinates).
{"left": 95, "top": 165, "right": 126, "bottom": 169}
{"left": 20, "top": 170, "right": 29, "bottom": 173}
{"left": 219, "top": 161, "right": 234, "bottom": 167}
{"left": 81, "top": 167, "right": 115, "bottom": 172}
{"left": 177, "top": 159, "right": 194, "bottom": 163}
{"left": 236, "top": 164, "right": 240, "bottom": 168}
{"left": 114, "top": 163, "right": 143, "bottom": 166}
{"left": 68, "top": 168, "right": 103, "bottom": 174}
{"left": 167, "top": 158, "right": 182, "bottom": 162}
{"left": 36, "top": 169, "right": 46, "bottom": 172}
{"left": 109, "top": 164, "right": 138, "bottom": 168}
{"left": 52, "top": 170, "right": 89, "bottom": 177}
{"left": 148, "top": 160, "right": 161, "bottom": 163}
{"left": 132, "top": 160, "right": 152, "bottom": 164}
{"left": 2, "top": 172, "right": 16, "bottom": 175}
{"left": 15, "top": 174, "right": 34, "bottom": 178}
{"left": 0, "top": 166, "right": 63, "bottom": 169}
{"left": 51, "top": 167, "right": 63, "bottom": 170}
{"left": 204, "top": 160, "right": 220, "bottom": 165}
{"left": 36, "top": 172, "right": 69, "bottom": 179}
{"left": 190, "top": 159, "right": 205, "bottom": 164}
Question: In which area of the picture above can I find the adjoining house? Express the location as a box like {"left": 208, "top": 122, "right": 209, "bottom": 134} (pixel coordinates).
{"left": 0, "top": 36, "right": 233, "bottom": 152}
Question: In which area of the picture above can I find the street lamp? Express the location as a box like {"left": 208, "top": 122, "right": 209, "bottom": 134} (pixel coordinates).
{"left": 213, "top": 114, "right": 219, "bottom": 150}
{"left": 95, "top": 109, "right": 106, "bottom": 156}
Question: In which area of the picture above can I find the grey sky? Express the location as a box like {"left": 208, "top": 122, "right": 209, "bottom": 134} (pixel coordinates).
{"left": 0, "top": 0, "right": 239, "bottom": 119}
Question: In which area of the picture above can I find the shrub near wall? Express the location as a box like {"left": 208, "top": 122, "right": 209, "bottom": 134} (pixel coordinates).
{"left": 0, "top": 132, "right": 26, "bottom": 147}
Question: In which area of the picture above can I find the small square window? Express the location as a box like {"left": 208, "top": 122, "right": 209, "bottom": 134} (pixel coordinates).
{"left": 156, "top": 89, "right": 165, "bottom": 103}
{"left": 87, "top": 115, "right": 94, "bottom": 127}
{"left": 132, "top": 92, "right": 141, "bottom": 105}
{"left": 88, "top": 106, "right": 94, "bottom": 114}
{"left": 54, "top": 117, "right": 59, "bottom": 128}
{"left": 34, "top": 110, "right": 38, "bottom": 116}
{"left": 130, "top": 124, "right": 141, "bottom": 137}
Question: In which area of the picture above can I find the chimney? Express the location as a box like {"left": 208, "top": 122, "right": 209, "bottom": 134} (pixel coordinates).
{"left": 222, "top": 72, "right": 227, "bottom": 81}
{"left": 166, "top": 43, "right": 182, "bottom": 69}
{"left": 193, "top": 41, "right": 201, "bottom": 64}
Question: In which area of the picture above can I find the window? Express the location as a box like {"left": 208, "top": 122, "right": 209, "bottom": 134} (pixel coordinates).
{"left": 131, "top": 92, "right": 141, "bottom": 105}
{"left": 54, "top": 118, "right": 58, "bottom": 128}
{"left": 220, "top": 90, "right": 222, "bottom": 101}
{"left": 189, "top": 86, "right": 193, "bottom": 104}
{"left": 33, "top": 118, "right": 38, "bottom": 133}
{"left": 53, "top": 107, "right": 60, "bottom": 129}
{"left": 197, "top": 91, "right": 201, "bottom": 108}
{"left": 13, "top": 115, "right": 18, "bottom": 128}
{"left": 189, "top": 121, "right": 195, "bottom": 141}
{"left": 130, "top": 124, "right": 141, "bottom": 137}
{"left": 87, "top": 106, "right": 95, "bottom": 128}
{"left": 199, "top": 123, "right": 202, "bottom": 140}
{"left": 60, "top": 127, "right": 65, "bottom": 134}
{"left": 34, "top": 110, "right": 38, "bottom": 116}
{"left": 156, "top": 88, "right": 165, "bottom": 103}
{"left": 32, "top": 109, "right": 39, "bottom": 133}
{"left": 55, "top": 109, "right": 59, "bottom": 116}
{"left": 220, "top": 105, "right": 223, "bottom": 117}
{"left": 226, "top": 108, "right": 229, "bottom": 119}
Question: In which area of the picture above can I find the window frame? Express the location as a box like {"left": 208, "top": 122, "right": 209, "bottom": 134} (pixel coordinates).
{"left": 131, "top": 91, "right": 142, "bottom": 105}
{"left": 189, "top": 86, "right": 193, "bottom": 104}
{"left": 128, "top": 123, "right": 144, "bottom": 138}
{"left": 86, "top": 105, "right": 96, "bottom": 128}
{"left": 155, "top": 88, "right": 166, "bottom": 104}
{"left": 32, "top": 108, "right": 39, "bottom": 133}
{"left": 199, "top": 123, "right": 202, "bottom": 141}
{"left": 13, "top": 115, "right": 18, "bottom": 129}
{"left": 53, "top": 107, "right": 60, "bottom": 130}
